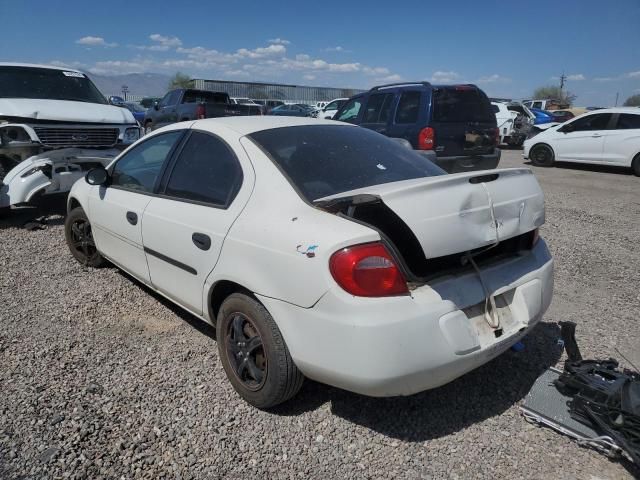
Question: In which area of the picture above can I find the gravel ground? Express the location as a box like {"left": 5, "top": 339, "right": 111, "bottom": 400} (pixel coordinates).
{"left": 1, "top": 149, "right": 639, "bottom": 479}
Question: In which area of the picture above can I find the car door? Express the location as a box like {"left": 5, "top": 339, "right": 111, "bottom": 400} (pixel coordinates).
{"left": 141, "top": 130, "right": 254, "bottom": 315}
{"left": 601, "top": 113, "right": 640, "bottom": 166}
{"left": 359, "top": 92, "right": 395, "bottom": 136}
{"left": 158, "top": 91, "right": 180, "bottom": 126}
{"left": 386, "top": 90, "right": 423, "bottom": 147}
{"left": 553, "top": 113, "right": 613, "bottom": 163}
{"left": 89, "top": 130, "right": 185, "bottom": 283}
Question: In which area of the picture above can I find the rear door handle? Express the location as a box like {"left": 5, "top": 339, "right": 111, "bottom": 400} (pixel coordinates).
{"left": 192, "top": 232, "right": 211, "bottom": 251}
{"left": 126, "top": 211, "right": 138, "bottom": 225}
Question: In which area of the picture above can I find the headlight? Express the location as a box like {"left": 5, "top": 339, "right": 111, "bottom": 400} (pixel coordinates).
{"left": 123, "top": 127, "right": 141, "bottom": 144}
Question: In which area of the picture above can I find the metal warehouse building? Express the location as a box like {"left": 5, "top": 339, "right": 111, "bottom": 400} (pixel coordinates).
{"left": 191, "top": 78, "right": 364, "bottom": 104}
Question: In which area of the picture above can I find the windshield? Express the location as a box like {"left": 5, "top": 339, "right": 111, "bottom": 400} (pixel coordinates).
{"left": 0, "top": 66, "right": 107, "bottom": 104}
{"left": 432, "top": 87, "right": 494, "bottom": 123}
{"left": 249, "top": 125, "right": 444, "bottom": 201}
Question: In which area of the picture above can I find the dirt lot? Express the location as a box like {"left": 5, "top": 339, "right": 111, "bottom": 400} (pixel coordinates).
{"left": 1, "top": 149, "right": 639, "bottom": 479}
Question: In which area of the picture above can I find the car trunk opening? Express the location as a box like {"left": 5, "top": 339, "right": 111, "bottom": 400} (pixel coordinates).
{"left": 316, "top": 168, "right": 545, "bottom": 282}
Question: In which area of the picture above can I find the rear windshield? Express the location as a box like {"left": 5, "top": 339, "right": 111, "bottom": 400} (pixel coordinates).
{"left": 0, "top": 66, "right": 106, "bottom": 104}
{"left": 432, "top": 87, "right": 494, "bottom": 123}
{"left": 183, "top": 90, "right": 229, "bottom": 103}
{"left": 249, "top": 125, "right": 444, "bottom": 201}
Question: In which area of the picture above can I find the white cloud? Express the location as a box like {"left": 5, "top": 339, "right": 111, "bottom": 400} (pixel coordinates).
{"left": 149, "top": 34, "right": 182, "bottom": 48}
{"left": 429, "top": 71, "right": 460, "bottom": 83}
{"left": 626, "top": 71, "right": 640, "bottom": 78}
{"left": 235, "top": 44, "right": 286, "bottom": 59}
{"left": 377, "top": 74, "right": 402, "bottom": 83}
{"left": 76, "top": 36, "right": 118, "bottom": 48}
{"left": 567, "top": 74, "right": 585, "bottom": 81}
{"left": 594, "top": 76, "right": 614, "bottom": 82}
{"left": 268, "top": 38, "right": 290, "bottom": 45}
{"left": 476, "top": 74, "right": 511, "bottom": 84}
{"left": 303, "top": 74, "right": 316, "bottom": 81}
{"left": 324, "top": 46, "right": 351, "bottom": 53}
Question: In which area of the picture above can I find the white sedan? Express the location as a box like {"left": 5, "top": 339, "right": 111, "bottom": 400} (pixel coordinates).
{"left": 523, "top": 107, "right": 640, "bottom": 176}
{"left": 65, "top": 117, "right": 553, "bottom": 408}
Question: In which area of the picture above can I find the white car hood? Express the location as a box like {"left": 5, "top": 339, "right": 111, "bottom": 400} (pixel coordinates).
{"left": 317, "top": 168, "right": 545, "bottom": 259}
{"left": 0, "top": 98, "right": 135, "bottom": 124}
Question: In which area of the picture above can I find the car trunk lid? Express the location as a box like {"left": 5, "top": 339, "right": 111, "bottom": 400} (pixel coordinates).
{"left": 316, "top": 168, "right": 544, "bottom": 260}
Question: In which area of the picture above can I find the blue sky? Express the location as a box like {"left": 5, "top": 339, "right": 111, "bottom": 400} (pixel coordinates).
{"left": 1, "top": 0, "right": 639, "bottom": 105}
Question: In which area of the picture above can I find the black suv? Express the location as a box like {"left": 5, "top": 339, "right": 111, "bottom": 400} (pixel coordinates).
{"left": 333, "top": 82, "right": 500, "bottom": 173}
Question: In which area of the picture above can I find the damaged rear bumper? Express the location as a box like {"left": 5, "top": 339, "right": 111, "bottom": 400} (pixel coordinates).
{"left": 257, "top": 239, "right": 553, "bottom": 397}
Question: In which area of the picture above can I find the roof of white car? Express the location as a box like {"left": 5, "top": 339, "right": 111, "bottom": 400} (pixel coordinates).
{"left": 582, "top": 107, "right": 640, "bottom": 114}
{"left": 190, "top": 116, "right": 352, "bottom": 136}
{"left": 0, "top": 62, "right": 83, "bottom": 73}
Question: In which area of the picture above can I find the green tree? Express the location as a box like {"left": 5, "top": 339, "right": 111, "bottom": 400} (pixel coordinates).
{"left": 532, "top": 85, "right": 576, "bottom": 106}
{"left": 623, "top": 94, "right": 640, "bottom": 107}
{"left": 168, "top": 72, "right": 193, "bottom": 90}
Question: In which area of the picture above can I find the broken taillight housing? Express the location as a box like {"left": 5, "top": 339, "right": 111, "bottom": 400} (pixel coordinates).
{"left": 329, "top": 242, "right": 409, "bottom": 297}
{"left": 418, "top": 127, "right": 435, "bottom": 150}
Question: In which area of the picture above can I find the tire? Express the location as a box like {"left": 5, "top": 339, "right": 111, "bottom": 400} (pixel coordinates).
{"left": 0, "top": 158, "right": 8, "bottom": 183}
{"left": 64, "top": 207, "right": 106, "bottom": 267}
{"left": 216, "top": 293, "right": 304, "bottom": 408}
{"left": 529, "top": 143, "right": 555, "bottom": 167}
{"left": 632, "top": 154, "right": 640, "bottom": 177}
{"left": 144, "top": 122, "right": 153, "bottom": 135}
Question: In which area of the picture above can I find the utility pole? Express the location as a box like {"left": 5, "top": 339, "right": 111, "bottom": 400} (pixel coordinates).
{"left": 559, "top": 72, "right": 567, "bottom": 102}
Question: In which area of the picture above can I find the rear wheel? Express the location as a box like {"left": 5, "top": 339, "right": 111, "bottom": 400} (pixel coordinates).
{"left": 632, "top": 153, "right": 640, "bottom": 177}
{"left": 144, "top": 121, "right": 153, "bottom": 135}
{"left": 64, "top": 207, "right": 106, "bottom": 267}
{"left": 530, "top": 144, "right": 555, "bottom": 167}
{"left": 216, "top": 293, "right": 304, "bottom": 408}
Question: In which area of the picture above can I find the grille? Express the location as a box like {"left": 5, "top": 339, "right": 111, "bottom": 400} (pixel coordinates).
{"left": 33, "top": 127, "right": 119, "bottom": 147}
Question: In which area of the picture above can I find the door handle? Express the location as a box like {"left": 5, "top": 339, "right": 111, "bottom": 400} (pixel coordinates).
{"left": 591, "top": 134, "right": 602, "bottom": 138}
{"left": 192, "top": 232, "right": 211, "bottom": 251}
{"left": 126, "top": 211, "right": 138, "bottom": 225}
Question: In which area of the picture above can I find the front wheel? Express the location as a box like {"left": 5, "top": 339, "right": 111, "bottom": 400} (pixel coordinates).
{"left": 64, "top": 207, "right": 106, "bottom": 267}
{"left": 529, "top": 144, "right": 555, "bottom": 167}
{"left": 216, "top": 293, "right": 304, "bottom": 408}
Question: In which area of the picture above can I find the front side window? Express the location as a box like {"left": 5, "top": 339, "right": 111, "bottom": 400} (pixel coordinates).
{"left": 569, "top": 113, "right": 612, "bottom": 131}
{"left": 616, "top": 113, "right": 640, "bottom": 129}
{"left": 164, "top": 131, "right": 243, "bottom": 207}
{"left": 249, "top": 125, "right": 444, "bottom": 201}
{"left": 325, "top": 100, "right": 345, "bottom": 112}
{"left": 335, "top": 97, "right": 363, "bottom": 123}
{"left": 111, "top": 131, "right": 183, "bottom": 192}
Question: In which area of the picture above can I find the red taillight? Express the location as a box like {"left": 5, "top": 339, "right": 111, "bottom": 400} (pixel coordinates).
{"left": 329, "top": 242, "right": 408, "bottom": 297}
{"left": 196, "top": 104, "right": 206, "bottom": 119}
{"left": 418, "top": 127, "right": 435, "bottom": 150}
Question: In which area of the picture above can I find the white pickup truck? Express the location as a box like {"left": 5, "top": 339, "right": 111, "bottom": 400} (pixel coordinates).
{"left": 0, "top": 63, "right": 142, "bottom": 213}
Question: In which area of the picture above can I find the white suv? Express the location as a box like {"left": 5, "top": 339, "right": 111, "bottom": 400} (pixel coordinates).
{"left": 523, "top": 108, "right": 640, "bottom": 175}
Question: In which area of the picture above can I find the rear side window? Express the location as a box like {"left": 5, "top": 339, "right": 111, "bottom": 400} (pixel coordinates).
{"left": 363, "top": 93, "right": 394, "bottom": 123}
{"left": 492, "top": 104, "right": 499, "bottom": 113}
{"left": 432, "top": 88, "right": 494, "bottom": 123}
{"left": 164, "top": 131, "right": 242, "bottom": 207}
{"left": 335, "top": 97, "right": 363, "bottom": 123}
{"left": 616, "top": 113, "right": 640, "bottom": 129}
{"left": 395, "top": 91, "right": 421, "bottom": 124}
{"left": 182, "top": 90, "right": 228, "bottom": 104}
{"left": 249, "top": 125, "right": 444, "bottom": 201}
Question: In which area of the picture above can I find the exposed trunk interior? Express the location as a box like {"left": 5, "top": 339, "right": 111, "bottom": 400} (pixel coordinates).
{"left": 319, "top": 195, "right": 537, "bottom": 282}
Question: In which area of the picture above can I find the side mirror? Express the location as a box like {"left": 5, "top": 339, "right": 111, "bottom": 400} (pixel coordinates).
{"left": 85, "top": 167, "right": 109, "bottom": 186}
{"left": 153, "top": 101, "right": 160, "bottom": 111}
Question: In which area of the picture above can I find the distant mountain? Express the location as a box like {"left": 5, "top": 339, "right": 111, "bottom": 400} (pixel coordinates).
{"left": 88, "top": 73, "right": 171, "bottom": 98}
